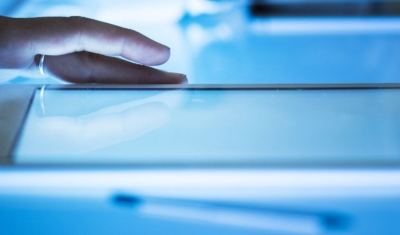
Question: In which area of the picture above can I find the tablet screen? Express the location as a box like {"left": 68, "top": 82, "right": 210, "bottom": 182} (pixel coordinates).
{"left": 13, "top": 87, "right": 400, "bottom": 166}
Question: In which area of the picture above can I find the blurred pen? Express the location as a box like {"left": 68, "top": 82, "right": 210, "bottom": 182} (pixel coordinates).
{"left": 112, "top": 194, "right": 349, "bottom": 234}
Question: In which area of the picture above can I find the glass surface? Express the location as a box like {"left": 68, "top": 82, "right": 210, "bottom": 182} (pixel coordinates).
{"left": 14, "top": 87, "right": 400, "bottom": 165}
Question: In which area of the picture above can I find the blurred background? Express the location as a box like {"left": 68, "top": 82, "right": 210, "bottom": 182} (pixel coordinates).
{"left": 1, "top": 1, "right": 400, "bottom": 235}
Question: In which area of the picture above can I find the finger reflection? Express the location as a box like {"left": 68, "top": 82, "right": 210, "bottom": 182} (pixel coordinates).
{"left": 18, "top": 87, "right": 184, "bottom": 155}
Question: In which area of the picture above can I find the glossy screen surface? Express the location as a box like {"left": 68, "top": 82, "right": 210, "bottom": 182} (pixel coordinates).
{"left": 14, "top": 88, "right": 400, "bottom": 166}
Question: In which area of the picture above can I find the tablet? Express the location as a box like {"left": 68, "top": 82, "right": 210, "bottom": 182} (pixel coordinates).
{"left": 1, "top": 84, "right": 400, "bottom": 168}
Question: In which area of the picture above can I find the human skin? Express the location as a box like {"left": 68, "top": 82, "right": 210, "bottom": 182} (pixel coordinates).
{"left": 0, "top": 15, "right": 187, "bottom": 84}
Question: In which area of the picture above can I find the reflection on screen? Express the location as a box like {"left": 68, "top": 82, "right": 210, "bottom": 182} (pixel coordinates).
{"left": 14, "top": 88, "right": 400, "bottom": 165}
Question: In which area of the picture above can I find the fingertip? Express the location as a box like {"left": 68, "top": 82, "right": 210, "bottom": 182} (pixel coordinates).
{"left": 159, "top": 45, "right": 171, "bottom": 65}
{"left": 164, "top": 46, "right": 171, "bottom": 59}
{"left": 180, "top": 74, "right": 188, "bottom": 84}
{"left": 169, "top": 73, "right": 188, "bottom": 84}
{"left": 147, "top": 44, "right": 170, "bottom": 66}
{"left": 165, "top": 46, "right": 171, "bottom": 61}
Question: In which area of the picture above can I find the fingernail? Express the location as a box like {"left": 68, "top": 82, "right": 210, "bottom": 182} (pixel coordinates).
{"left": 170, "top": 73, "right": 188, "bottom": 84}
{"left": 170, "top": 72, "right": 186, "bottom": 78}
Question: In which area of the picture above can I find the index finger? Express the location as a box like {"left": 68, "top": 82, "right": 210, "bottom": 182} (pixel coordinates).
{"left": 14, "top": 16, "right": 170, "bottom": 66}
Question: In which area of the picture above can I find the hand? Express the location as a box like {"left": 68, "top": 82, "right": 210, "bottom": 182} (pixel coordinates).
{"left": 0, "top": 16, "right": 187, "bottom": 84}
